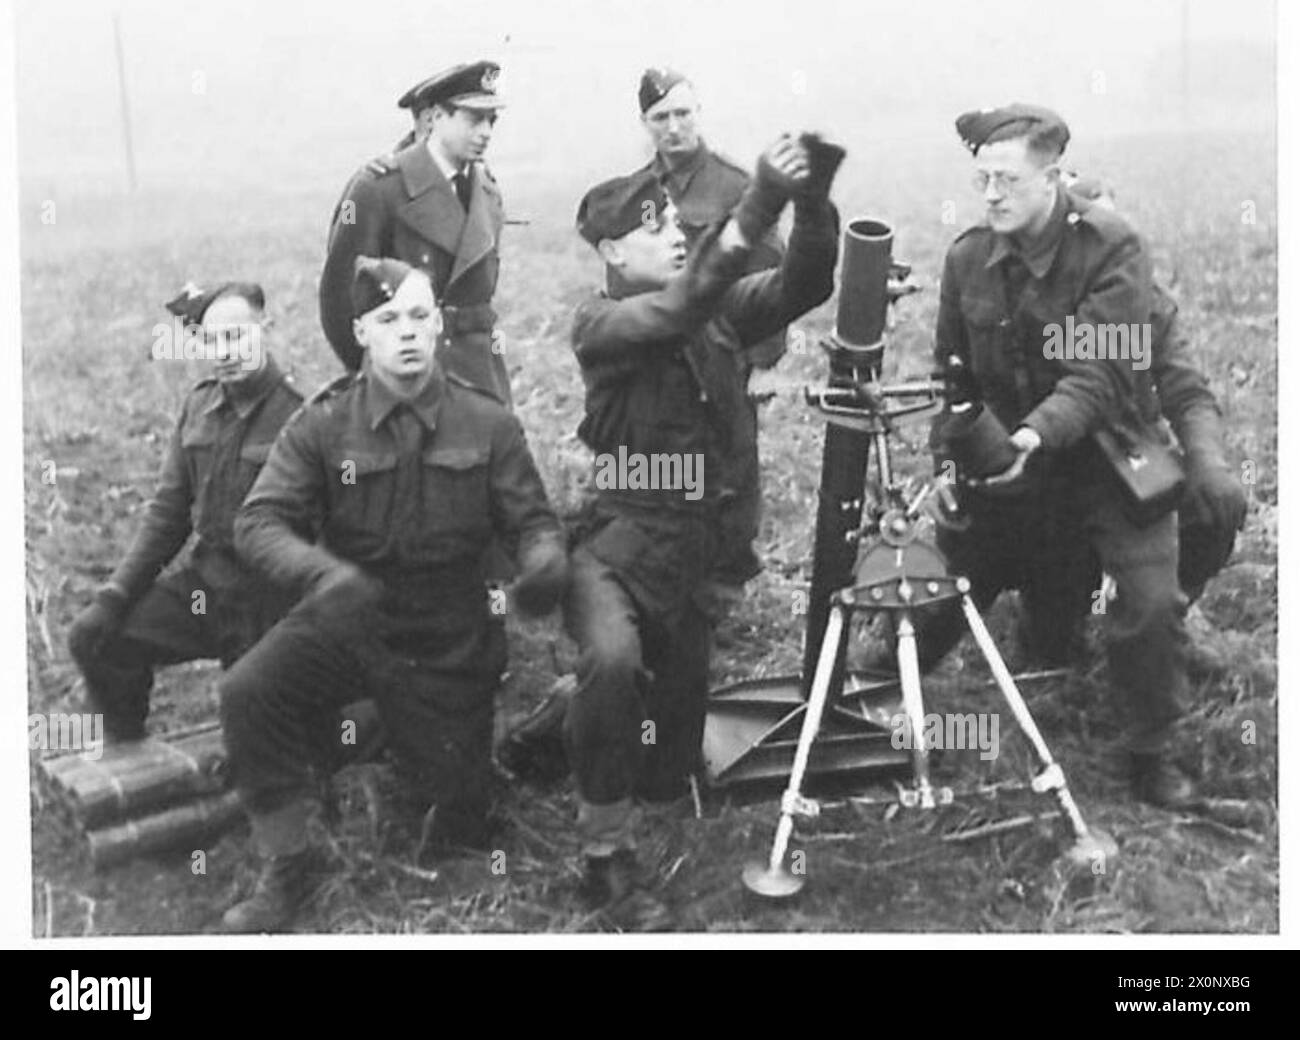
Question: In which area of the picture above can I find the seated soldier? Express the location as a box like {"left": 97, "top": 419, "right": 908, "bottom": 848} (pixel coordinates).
{"left": 66, "top": 282, "right": 302, "bottom": 742}
{"left": 564, "top": 133, "right": 844, "bottom": 927}
{"left": 219, "top": 257, "right": 566, "bottom": 933}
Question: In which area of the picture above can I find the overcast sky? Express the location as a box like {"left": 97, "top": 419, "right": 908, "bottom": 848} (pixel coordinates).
{"left": 13, "top": 0, "right": 1275, "bottom": 197}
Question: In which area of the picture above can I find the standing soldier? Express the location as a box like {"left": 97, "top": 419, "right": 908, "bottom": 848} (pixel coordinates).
{"left": 635, "top": 67, "right": 788, "bottom": 588}
{"left": 922, "top": 104, "right": 1199, "bottom": 809}
{"left": 320, "top": 61, "right": 512, "bottom": 407}
{"left": 220, "top": 258, "right": 566, "bottom": 933}
{"left": 564, "top": 133, "right": 843, "bottom": 927}
{"left": 66, "top": 283, "right": 301, "bottom": 742}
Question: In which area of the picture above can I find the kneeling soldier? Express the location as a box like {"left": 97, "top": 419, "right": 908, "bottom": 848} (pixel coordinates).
{"left": 66, "top": 282, "right": 301, "bottom": 742}
{"left": 565, "top": 133, "right": 843, "bottom": 926}
{"left": 219, "top": 257, "right": 566, "bottom": 933}
{"left": 923, "top": 104, "right": 1198, "bottom": 808}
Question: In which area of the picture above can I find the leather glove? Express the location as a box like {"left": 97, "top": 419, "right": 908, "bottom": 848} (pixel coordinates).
{"left": 1183, "top": 451, "right": 1247, "bottom": 534}
{"left": 1179, "top": 410, "right": 1247, "bottom": 534}
{"left": 510, "top": 539, "right": 569, "bottom": 618}
{"left": 733, "top": 133, "right": 809, "bottom": 244}
{"left": 794, "top": 132, "right": 847, "bottom": 203}
{"left": 67, "top": 587, "right": 130, "bottom": 663}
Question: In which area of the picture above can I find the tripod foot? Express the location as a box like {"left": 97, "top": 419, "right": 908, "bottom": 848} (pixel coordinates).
{"left": 1060, "top": 827, "right": 1119, "bottom": 873}
{"left": 742, "top": 861, "right": 806, "bottom": 899}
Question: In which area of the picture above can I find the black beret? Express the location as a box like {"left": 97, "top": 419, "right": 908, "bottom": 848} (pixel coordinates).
{"left": 165, "top": 281, "right": 264, "bottom": 324}
{"left": 576, "top": 169, "right": 669, "bottom": 245}
{"left": 351, "top": 256, "right": 420, "bottom": 317}
{"left": 397, "top": 60, "right": 505, "bottom": 112}
{"left": 955, "top": 103, "right": 1070, "bottom": 155}
{"left": 638, "top": 66, "right": 688, "bottom": 114}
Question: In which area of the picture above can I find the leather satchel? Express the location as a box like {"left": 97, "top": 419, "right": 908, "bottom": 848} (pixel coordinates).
{"left": 1092, "top": 419, "right": 1186, "bottom": 525}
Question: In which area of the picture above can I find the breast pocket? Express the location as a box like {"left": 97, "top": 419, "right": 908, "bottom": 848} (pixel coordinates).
{"left": 422, "top": 446, "right": 491, "bottom": 536}
{"left": 960, "top": 294, "right": 1014, "bottom": 388}
{"left": 328, "top": 450, "right": 399, "bottom": 546}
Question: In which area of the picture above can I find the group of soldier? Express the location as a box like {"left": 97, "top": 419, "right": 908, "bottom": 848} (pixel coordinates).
{"left": 63, "top": 60, "right": 1246, "bottom": 933}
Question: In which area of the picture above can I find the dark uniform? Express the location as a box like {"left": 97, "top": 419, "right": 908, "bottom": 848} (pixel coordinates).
{"left": 320, "top": 62, "right": 510, "bottom": 404}
{"left": 220, "top": 356, "right": 563, "bottom": 845}
{"left": 564, "top": 164, "right": 839, "bottom": 857}
{"left": 924, "top": 114, "right": 1188, "bottom": 760}
{"left": 68, "top": 294, "right": 301, "bottom": 740}
{"left": 636, "top": 67, "right": 787, "bottom": 585}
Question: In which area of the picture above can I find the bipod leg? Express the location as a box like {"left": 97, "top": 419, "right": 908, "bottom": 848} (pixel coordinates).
{"left": 959, "top": 593, "right": 1118, "bottom": 868}
{"left": 895, "top": 612, "right": 942, "bottom": 809}
{"left": 742, "top": 604, "right": 847, "bottom": 898}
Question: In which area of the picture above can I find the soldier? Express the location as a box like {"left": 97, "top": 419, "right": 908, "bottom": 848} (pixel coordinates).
{"left": 1003, "top": 175, "right": 1247, "bottom": 671}
{"left": 564, "top": 132, "right": 843, "bottom": 927}
{"left": 1061, "top": 173, "right": 1247, "bottom": 605}
{"left": 320, "top": 60, "right": 512, "bottom": 407}
{"left": 219, "top": 257, "right": 566, "bottom": 933}
{"left": 921, "top": 103, "right": 1200, "bottom": 809}
{"left": 66, "top": 283, "right": 301, "bottom": 743}
{"left": 636, "top": 66, "right": 787, "bottom": 588}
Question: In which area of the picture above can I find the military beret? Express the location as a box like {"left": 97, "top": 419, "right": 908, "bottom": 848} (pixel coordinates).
{"left": 351, "top": 256, "right": 420, "bottom": 317}
{"left": 639, "top": 66, "right": 688, "bottom": 114}
{"left": 165, "top": 281, "right": 264, "bottom": 324}
{"left": 576, "top": 169, "right": 669, "bottom": 245}
{"left": 955, "top": 103, "right": 1070, "bottom": 155}
{"left": 397, "top": 60, "right": 505, "bottom": 112}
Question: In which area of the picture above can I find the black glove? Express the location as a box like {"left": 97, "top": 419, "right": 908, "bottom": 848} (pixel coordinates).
{"left": 1183, "top": 452, "right": 1247, "bottom": 534}
{"left": 67, "top": 587, "right": 129, "bottom": 663}
{"left": 733, "top": 133, "right": 807, "bottom": 244}
{"left": 511, "top": 540, "right": 569, "bottom": 618}
{"left": 1178, "top": 410, "right": 1247, "bottom": 534}
{"left": 795, "top": 132, "right": 846, "bottom": 203}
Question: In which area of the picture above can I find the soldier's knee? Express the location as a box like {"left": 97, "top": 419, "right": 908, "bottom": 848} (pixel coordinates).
{"left": 577, "top": 629, "right": 642, "bottom": 690}
{"left": 1107, "top": 565, "right": 1186, "bottom": 635}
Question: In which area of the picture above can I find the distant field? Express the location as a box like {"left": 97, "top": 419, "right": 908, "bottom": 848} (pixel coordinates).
{"left": 23, "top": 128, "right": 1276, "bottom": 934}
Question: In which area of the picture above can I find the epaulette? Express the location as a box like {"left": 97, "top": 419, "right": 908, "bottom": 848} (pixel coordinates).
{"left": 446, "top": 371, "right": 506, "bottom": 404}
{"left": 364, "top": 153, "right": 399, "bottom": 177}
{"left": 307, "top": 372, "right": 358, "bottom": 405}
{"left": 953, "top": 222, "right": 993, "bottom": 244}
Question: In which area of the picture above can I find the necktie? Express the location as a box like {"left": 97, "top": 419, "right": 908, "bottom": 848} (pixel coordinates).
{"left": 452, "top": 170, "right": 472, "bottom": 212}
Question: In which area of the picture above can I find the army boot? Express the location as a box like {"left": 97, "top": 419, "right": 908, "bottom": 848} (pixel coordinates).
{"left": 221, "top": 799, "right": 321, "bottom": 933}
{"left": 1129, "top": 752, "right": 1202, "bottom": 811}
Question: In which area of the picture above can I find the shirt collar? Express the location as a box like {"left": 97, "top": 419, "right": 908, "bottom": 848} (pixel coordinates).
{"left": 425, "top": 139, "right": 468, "bottom": 184}
{"left": 985, "top": 185, "right": 1069, "bottom": 278}
{"left": 361, "top": 368, "right": 444, "bottom": 432}
{"left": 653, "top": 140, "right": 707, "bottom": 193}
{"left": 206, "top": 353, "right": 283, "bottom": 419}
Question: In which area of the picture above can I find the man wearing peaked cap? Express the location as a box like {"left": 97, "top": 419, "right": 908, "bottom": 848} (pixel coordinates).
{"left": 914, "top": 103, "right": 1225, "bottom": 812}
{"left": 66, "top": 282, "right": 301, "bottom": 743}
{"left": 320, "top": 59, "right": 512, "bottom": 407}
{"left": 219, "top": 256, "right": 566, "bottom": 933}
{"left": 561, "top": 132, "right": 844, "bottom": 928}
{"left": 632, "top": 67, "right": 790, "bottom": 595}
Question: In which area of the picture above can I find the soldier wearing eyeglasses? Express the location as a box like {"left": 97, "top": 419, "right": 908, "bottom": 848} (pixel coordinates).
{"left": 66, "top": 282, "right": 302, "bottom": 742}
{"left": 919, "top": 104, "right": 1212, "bottom": 810}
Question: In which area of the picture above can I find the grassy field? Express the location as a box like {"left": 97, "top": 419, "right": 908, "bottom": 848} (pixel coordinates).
{"left": 23, "top": 127, "right": 1276, "bottom": 934}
